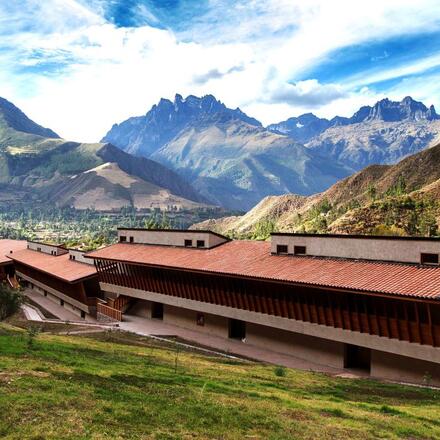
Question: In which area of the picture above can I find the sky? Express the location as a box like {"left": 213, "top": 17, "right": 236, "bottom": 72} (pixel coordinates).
{"left": 2, "top": 1, "right": 440, "bottom": 142}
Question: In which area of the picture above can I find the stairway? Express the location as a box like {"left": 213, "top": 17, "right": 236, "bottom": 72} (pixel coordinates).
{"left": 7, "top": 274, "right": 20, "bottom": 289}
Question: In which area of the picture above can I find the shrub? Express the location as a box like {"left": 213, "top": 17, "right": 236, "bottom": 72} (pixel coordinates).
{"left": 26, "top": 325, "right": 41, "bottom": 349}
{"left": 0, "top": 285, "right": 23, "bottom": 320}
{"left": 274, "top": 366, "right": 287, "bottom": 377}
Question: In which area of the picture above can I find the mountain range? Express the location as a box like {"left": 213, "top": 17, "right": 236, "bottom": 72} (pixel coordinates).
{"left": 103, "top": 95, "right": 440, "bottom": 209}
{"left": 0, "top": 97, "right": 208, "bottom": 211}
{"left": 103, "top": 94, "right": 351, "bottom": 209}
{"left": 192, "top": 140, "right": 440, "bottom": 237}
{"left": 269, "top": 96, "right": 440, "bottom": 170}
{"left": 1, "top": 92, "right": 440, "bottom": 218}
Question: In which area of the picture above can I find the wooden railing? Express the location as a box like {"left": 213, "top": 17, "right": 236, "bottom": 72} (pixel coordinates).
{"left": 97, "top": 302, "right": 122, "bottom": 321}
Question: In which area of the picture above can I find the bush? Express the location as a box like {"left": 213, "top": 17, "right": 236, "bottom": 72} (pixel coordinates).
{"left": 0, "top": 285, "right": 23, "bottom": 320}
{"left": 27, "top": 325, "right": 41, "bottom": 349}
{"left": 274, "top": 366, "right": 287, "bottom": 377}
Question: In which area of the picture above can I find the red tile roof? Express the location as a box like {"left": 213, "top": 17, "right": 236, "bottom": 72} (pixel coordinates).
{"left": 88, "top": 241, "right": 440, "bottom": 300}
{"left": 0, "top": 239, "right": 28, "bottom": 265}
{"left": 10, "top": 249, "right": 96, "bottom": 283}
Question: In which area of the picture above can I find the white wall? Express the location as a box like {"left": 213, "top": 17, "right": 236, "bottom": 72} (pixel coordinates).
{"left": 68, "top": 249, "right": 95, "bottom": 265}
{"left": 27, "top": 241, "right": 68, "bottom": 256}
{"left": 117, "top": 229, "right": 228, "bottom": 249}
{"left": 271, "top": 235, "right": 440, "bottom": 264}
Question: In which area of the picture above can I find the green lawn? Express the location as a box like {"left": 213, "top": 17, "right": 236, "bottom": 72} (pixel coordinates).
{"left": 0, "top": 324, "right": 439, "bottom": 440}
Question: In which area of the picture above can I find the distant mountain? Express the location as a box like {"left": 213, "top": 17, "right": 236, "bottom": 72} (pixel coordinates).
{"left": 102, "top": 94, "right": 351, "bottom": 209}
{"left": 103, "top": 94, "right": 262, "bottom": 157}
{"left": 269, "top": 97, "right": 440, "bottom": 170}
{"left": 267, "top": 113, "right": 331, "bottom": 143}
{"left": 193, "top": 141, "right": 440, "bottom": 237}
{"left": 0, "top": 97, "right": 208, "bottom": 211}
{"left": 48, "top": 162, "right": 204, "bottom": 210}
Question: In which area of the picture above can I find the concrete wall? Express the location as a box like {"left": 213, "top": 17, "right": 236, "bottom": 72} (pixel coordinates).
{"left": 117, "top": 229, "right": 228, "bottom": 249}
{"left": 27, "top": 241, "right": 68, "bottom": 256}
{"left": 129, "top": 299, "right": 153, "bottom": 318}
{"left": 271, "top": 235, "right": 440, "bottom": 264}
{"left": 125, "top": 300, "right": 440, "bottom": 385}
{"left": 31, "top": 285, "right": 85, "bottom": 319}
{"left": 163, "top": 304, "right": 229, "bottom": 338}
{"left": 18, "top": 271, "right": 89, "bottom": 313}
{"left": 246, "top": 323, "right": 344, "bottom": 369}
{"left": 101, "top": 282, "right": 440, "bottom": 365}
{"left": 371, "top": 351, "right": 440, "bottom": 387}
{"left": 68, "top": 249, "right": 95, "bottom": 265}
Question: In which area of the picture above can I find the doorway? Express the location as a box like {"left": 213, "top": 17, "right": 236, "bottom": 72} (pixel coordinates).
{"left": 344, "top": 344, "right": 371, "bottom": 372}
{"left": 151, "top": 302, "right": 164, "bottom": 320}
{"left": 229, "top": 319, "right": 246, "bottom": 340}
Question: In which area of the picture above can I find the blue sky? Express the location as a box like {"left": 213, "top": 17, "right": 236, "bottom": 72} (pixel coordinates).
{"left": 2, "top": 1, "right": 440, "bottom": 141}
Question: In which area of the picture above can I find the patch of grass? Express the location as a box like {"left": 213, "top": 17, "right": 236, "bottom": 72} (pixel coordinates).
{"left": 0, "top": 327, "right": 438, "bottom": 439}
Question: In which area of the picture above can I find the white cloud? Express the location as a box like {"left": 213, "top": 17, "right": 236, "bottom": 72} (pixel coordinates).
{"left": 1, "top": 0, "right": 440, "bottom": 140}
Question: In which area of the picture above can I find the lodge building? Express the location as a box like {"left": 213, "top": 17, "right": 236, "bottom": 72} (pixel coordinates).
{"left": 9, "top": 242, "right": 103, "bottom": 319}
{"left": 0, "top": 239, "right": 28, "bottom": 287}
{"left": 86, "top": 229, "right": 440, "bottom": 386}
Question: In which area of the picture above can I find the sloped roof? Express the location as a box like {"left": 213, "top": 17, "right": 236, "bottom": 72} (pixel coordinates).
{"left": 0, "top": 239, "right": 28, "bottom": 265}
{"left": 10, "top": 249, "right": 96, "bottom": 283}
{"left": 87, "top": 241, "right": 440, "bottom": 300}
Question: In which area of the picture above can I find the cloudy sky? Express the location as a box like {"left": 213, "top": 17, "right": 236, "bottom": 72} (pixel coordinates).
{"left": 2, "top": 0, "right": 440, "bottom": 142}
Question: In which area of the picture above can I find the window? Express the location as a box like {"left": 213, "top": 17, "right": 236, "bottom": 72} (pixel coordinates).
{"left": 81, "top": 311, "right": 86, "bottom": 319}
{"left": 196, "top": 313, "right": 205, "bottom": 326}
{"left": 294, "top": 246, "right": 307, "bottom": 255}
{"left": 276, "top": 244, "right": 288, "bottom": 255}
{"left": 37, "top": 247, "right": 41, "bottom": 252}
{"left": 184, "top": 239, "right": 193, "bottom": 247}
{"left": 129, "top": 236, "right": 134, "bottom": 243}
{"left": 119, "top": 236, "right": 127, "bottom": 242}
{"left": 421, "top": 253, "right": 439, "bottom": 265}
{"left": 196, "top": 240, "right": 205, "bottom": 248}
{"left": 69, "top": 255, "right": 76, "bottom": 261}
{"left": 60, "top": 299, "right": 64, "bottom": 306}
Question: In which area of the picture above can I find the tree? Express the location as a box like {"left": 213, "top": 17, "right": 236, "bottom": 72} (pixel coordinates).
{"left": 0, "top": 285, "right": 23, "bottom": 321}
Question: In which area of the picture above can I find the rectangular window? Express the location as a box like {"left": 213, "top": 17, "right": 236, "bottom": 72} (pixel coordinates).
{"left": 81, "top": 311, "right": 86, "bottom": 319}
{"left": 294, "top": 246, "right": 307, "bottom": 255}
{"left": 129, "top": 236, "right": 134, "bottom": 243}
{"left": 184, "top": 239, "right": 193, "bottom": 247}
{"left": 421, "top": 253, "right": 439, "bottom": 265}
{"left": 196, "top": 240, "right": 205, "bottom": 248}
{"left": 60, "top": 299, "right": 64, "bottom": 306}
{"left": 276, "top": 244, "right": 288, "bottom": 255}
{"left": 119, "top": 236, "right": 127, "bottom": 242}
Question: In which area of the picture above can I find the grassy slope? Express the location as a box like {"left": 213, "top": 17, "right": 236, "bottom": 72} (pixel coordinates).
{"left": 0, "top": 324, "right": 439, "bottom": 439}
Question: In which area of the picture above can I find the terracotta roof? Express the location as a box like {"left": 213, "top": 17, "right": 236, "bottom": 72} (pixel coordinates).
{"left": 10, "top": 249, "right": 96, "bottom": 283}
{"left": 87, "top": 241, "right": 440, "bottom": 300}
{"left": 0, "top": 239, "right": 28, "bottom": 265}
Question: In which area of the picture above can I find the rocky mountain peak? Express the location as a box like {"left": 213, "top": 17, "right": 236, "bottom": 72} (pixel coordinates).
{"left": 102, "top": 93, "right": 262, "bottom": 156}
{"left": 365, "top": 96, "right": 438, "bottom": 122}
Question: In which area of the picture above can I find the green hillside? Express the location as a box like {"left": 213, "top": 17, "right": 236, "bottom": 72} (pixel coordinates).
{"left": 0, "top": 323, "right": 439, "bottom": 439}
{"left": 194, "top": 142, "right": 440, "bottom": 238}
